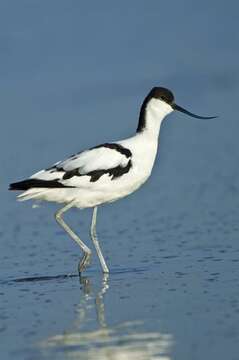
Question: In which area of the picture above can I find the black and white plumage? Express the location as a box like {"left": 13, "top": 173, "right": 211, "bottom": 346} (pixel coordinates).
{"left": 9, "top": 87, "right": 216, "bottom": 273}
{"left": 10, "top": 142, "right": 133, "bottom": 191}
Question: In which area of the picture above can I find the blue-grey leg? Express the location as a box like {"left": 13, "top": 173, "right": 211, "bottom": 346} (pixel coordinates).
{"left": 90, "top": 207, "right": 109, "bottom": 273}
{"left": 55, "top": 202, "right": 92, "bottom": 273}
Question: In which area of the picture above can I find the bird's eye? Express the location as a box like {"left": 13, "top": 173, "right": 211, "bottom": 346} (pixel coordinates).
{"left": 160, "top": 96, "right": 166, "bottom": 101}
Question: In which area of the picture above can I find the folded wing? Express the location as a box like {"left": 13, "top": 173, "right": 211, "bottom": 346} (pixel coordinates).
{"left": 9, "top": 143, "right": 132, "bottom": 190}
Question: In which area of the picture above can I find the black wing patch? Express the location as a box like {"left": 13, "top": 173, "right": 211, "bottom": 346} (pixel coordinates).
{"left": 90, "top": 143, "right": 132, "bottom": 158}
{"left": 51, "top": 142, "right": 133, "bottom": 182}
{"left": 88, "top": 159, "right": 132, "bottom": 182}
{"left": 61, "top": 143, "right": 132, "bottom": 182}
{"left": 61, "top": 159, "right": 132, "bottom": 182}
{"left": 9, "top": 179, "right": 74, "bottom": 191}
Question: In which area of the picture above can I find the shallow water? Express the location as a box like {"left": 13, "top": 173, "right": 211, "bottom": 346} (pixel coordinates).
{"left": 1, "top": 1, "right": 239, "bottom": 359}
{"left": 2, "top": 204, "right": 239, "bottom": 359}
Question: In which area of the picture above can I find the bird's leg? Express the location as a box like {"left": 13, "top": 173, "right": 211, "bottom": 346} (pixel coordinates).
{"left": 90, "top": 206, "right": 109, "bottom": 273}
{"left": 55, "top": 202, "right": 91, "bottom": 273}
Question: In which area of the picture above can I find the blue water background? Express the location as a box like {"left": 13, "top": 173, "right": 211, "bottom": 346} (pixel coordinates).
{"left": 1, "top": 1, "right": 239, "bottom": 359}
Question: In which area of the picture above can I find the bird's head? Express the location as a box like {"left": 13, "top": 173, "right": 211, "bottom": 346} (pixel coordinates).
{"left": 147, "top": 86, "right": 217, "bottom": 119}
{"left": 137, "top": 86, "right": 217, "bottom": 133}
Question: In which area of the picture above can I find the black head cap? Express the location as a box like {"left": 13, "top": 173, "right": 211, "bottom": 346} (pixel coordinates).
{"left": 148, "top": 87, "right": 175, "bottom": 105}
{"left": 137, "top": 87, "right": 174, "bottom": 132}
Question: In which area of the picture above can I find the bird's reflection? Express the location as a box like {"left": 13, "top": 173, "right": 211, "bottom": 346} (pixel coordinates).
{"left": 76, "top": 274, "right": 109, "bottom": 330}
{"left": 42, "top": 274, "right": 173, "bottom": 360}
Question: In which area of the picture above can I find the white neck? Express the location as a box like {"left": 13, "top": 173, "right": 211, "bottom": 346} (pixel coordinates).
{"left": 138, "top": 98, "right": 173, "bottom": 139}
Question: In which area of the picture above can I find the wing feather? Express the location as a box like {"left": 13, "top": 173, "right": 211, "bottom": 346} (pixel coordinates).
{"left": 30, "top": 143, "right": 132, "bottom": 186}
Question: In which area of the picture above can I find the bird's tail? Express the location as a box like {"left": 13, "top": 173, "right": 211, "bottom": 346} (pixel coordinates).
{"left": 9, "top": 179, "right": 53, "bottom": 190}
{"left": 9, "top": 179, "right": 51, "bottom": 201}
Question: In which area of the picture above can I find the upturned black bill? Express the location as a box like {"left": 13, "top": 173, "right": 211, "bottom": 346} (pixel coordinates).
{"left": 173, "top": 104, "right": 217, "bottom": 119}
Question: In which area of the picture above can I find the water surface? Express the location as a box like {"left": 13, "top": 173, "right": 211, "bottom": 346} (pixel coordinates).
{"left": 1, "top": 1, "right": 239, "bottom": 359}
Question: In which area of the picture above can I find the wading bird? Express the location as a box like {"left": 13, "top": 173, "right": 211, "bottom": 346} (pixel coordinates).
{"left": 9, "top": 87, "right": 216, "bottom": 273}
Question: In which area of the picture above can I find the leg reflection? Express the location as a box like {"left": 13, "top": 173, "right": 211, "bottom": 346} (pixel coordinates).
{"left": 42, "top": 274, "right": 173, "bottom": 360}
{"left": 76, "top": 274, "right": 109, "bottom": 330}
{"left": 95, "top": 274, "right": 109, "bottom": 328}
